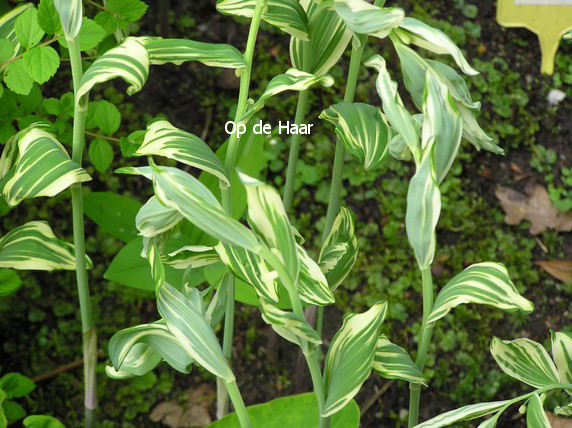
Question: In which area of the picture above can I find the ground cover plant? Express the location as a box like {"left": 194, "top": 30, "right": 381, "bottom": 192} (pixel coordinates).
{"left": 0, "top": 0, "right": 570, "bottom": 427}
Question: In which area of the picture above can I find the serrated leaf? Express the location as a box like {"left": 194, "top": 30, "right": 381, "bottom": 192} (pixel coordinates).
{"left": 58, "top": 17, "right": 106, "bottom": 51}
{"left": 106, "top": 0, "right": 148, "bottom": 22}
{"left": 94, "top": 11, "right": 118, "bottom": 35}
{"left": 23, "top": 46, "right": 60, "bottom": 84}
{"left": 0, "top": 38, "right": 14, "bottom": 63}
{"left": 38, "top": 0, "right": 62, "bottom": 34}
{"left": 14, "top": 7, "right": 44, "bottom": 49}
{"left": 94, "top": 100, "right": 120, "bottom": 135}
{"left": 4, "top": 60, "right": 33, "bottom": 95}
{"left": 89, "top": 138, "right": 113, "bottom": 173}
{"left": 0, "top": 372, "right": 35, "bottom": 398}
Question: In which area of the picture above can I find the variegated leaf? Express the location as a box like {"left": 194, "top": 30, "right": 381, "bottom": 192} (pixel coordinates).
{"left": 319, "top": 207, "right": 358, "bottom": 291}
{"left": 323, "top": 302, "right": 387, "bottom": 417}
{"left": 296, "top": 244, "right": 334, "bottom": 306}
{"left": 551, "top": 330, "right": 572, "bottom": 387}
{"left": 157, "top": 282, "right": 234, "bottom": 381}
{"left": 77, "top": 37, "right": 149, "bottom": 100}
{"left": 365, "top": 55, "right": 421, "bottom": 164}
{"left": 1, "top": 127, "right": 90, "bottom": 207}
{"left": 0, "top": 3, "right": 33, "bottom": 55}
{"left": 216, "top": 0, "right": 309, "bottom": 41}
{"left": 555, "top": 402, "right": 572, "bottom": 416}
{"left": 54, "top": 0, "right": 82, "bottom": 40}
{"left": 458, "top": 104, "right": 504, "bottom": 155}
{"left": 373, "top": 335, "right": 426, "bottom": 385}
{"left": 143, "top": 37, "right": 246, "bottom": 69}
{"left": 320, "top": 102, "right": 392, "bottom": 170}
{"left": 215, "top": 241, "right": 280, "bottom": 303}
{"left": 163, "top": 245, "right": 219, "bottom": 270}
{"left": 526, "top": 393, "right": 550, "bottom": 428}
{"left": 136, "top": 196, "right": 183, "bottom": 238}
{"left": 135, "top": 119, "right": 229, "bottom": 187}
{"left": 427, "top": 262, "right": 534, "bottom": 324}
{"left": 396, "top": 17, "right": 478, "bottom": 76}
{"left": 105, "top": 344, "right": 161, "bottom": 379}
{"left": 416, "top": 400, "right": 513, "bottom": 428}
{"left": 0, "top": 221, "right": 91, "bottom": 271}
{"left": 239, "top": 69, "right": 333, "bottom": 124}
{"left": 491, "top": 337, "right": 560, "bottom": 388}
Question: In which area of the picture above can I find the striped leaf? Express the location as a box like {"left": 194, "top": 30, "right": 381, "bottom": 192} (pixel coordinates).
{"left": 109, "top": 321, "right": 194, "bottom": 376}
{"left": 365, "top": 55, "right": 421, "bottom": 164}
{"left": 239, "top": 69, "right": 334, "bottom": 124}
{"left": 319, "top": 207, "right": 358, "bottom": 291}
{"left": 1, "top": 127, "right": 90, "bottom": 207}
{"left": 323, "top": 302, "right": 387, "bottom": 417}
{"left": 143, "top": 37, "right": 246, "bottom": 69}
{"left": 54, "top": 0, "right": 82, "bottom": 40}
{"left": 320, "top": 102, "right": 392, "bottom": 171}
{"left": 216, "top": 0, "right": 309, "bottom": 41}
{"left": 526, "top": 393, "right": 550, "bottom": 428}
{"left": 163, "top": 245, "right": 219, "bottom": 270}
{"left": 491, "top": 337, "right": 560, "bottom": 388}
{"left": 0, "top": 3, "right": 33, "bottom": 55}
{"left": 290, "top": 1, "right": 352, "bottom": 75}
{"left": 396, "top": 17, "right": 478, "bottom": 76}
{"left": 551, "top": 330, "right": 572, "bottom": 387}
{"left": 416, "top": 400, "right": 512, "bottom": 428}
{"left": 458, "top": 104, "right": 504, "bottom": 155}
{"left": 258, "top": 297, "right": 321, "bottom": 353}
{"left": 296, "top": 244, "right": 335, "bottom": 306}
{"left": 157, "top": 282, "right": 234, "bottom": 381}
{"left": 555, "top": 402, "right": 572, "bottom": 416}
{"left": 427, "top": 262, "right": 534, "bottom": 324}
{"left": 239, "top": 172, "right": 299, "bottom": 282}
{"left": 77, "top": 37, "right": 149, "bottom": 100}
{"left": 373, "top": 335, "right": 426, "bottom": 385}
{"left": 136, "top": 196, "right": 182, "bottom": 238}
{"left": 0, "top": 221, "right": 91, "bottom": 271}
{"left": 105, "top": 345, "right": 161, "bottom": 379}
{"left": 135, "top": 119, "right": 229, "bottom": 187}
{"left": 215, "top": 241, "right": 280, "bottom": 303}
{"left": 427, "top": 59, "right": 480, "bottom": 110}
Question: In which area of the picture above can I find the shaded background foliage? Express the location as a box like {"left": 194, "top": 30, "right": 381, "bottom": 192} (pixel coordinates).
{"left": 0, "top": 0, "right": 571, "bottom": 426}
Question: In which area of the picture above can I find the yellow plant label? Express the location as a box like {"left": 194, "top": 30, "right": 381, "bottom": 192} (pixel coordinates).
{"left": 497, "top": 0, "right": 572, "bottom": 74}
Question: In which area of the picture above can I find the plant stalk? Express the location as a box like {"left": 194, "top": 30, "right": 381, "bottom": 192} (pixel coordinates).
{"left": 68, "top": 38, "right": 97, "bottom": 427}
{"left": 225, "top": 380, "right": 253, "bottom": 428}
{"left": 217, "top": 0, "right": 266, "bottom": 420}
{"left": 408, "top": 267, "right": 434, "bottom": 427}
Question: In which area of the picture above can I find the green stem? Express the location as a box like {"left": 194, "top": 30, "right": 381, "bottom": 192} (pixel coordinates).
{"left": 408, "top": 268, "right": 434, "bottom": 427}
{"left": 225, "top": 380, "right": 252, "bottom": 428}
{"left": 68, "top": 38, "right": 97, "bottom": 427}
{"left": 217, "top": 0, "right": 266, "bottom": 420}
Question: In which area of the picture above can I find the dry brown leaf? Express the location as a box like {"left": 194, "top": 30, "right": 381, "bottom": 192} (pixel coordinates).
{"left": 495, "top": 183, "right": 572, "bottom": 234}
{"left": 150, "top": 384, "right": 213, "bottom": 428}
{"left": 547, "top": 412, "right": 572, "bottom": 428}
{"left": 534, "top": 260, "right": 572, "bottom": 283}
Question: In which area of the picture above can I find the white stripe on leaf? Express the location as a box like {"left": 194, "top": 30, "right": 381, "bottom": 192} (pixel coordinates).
{"left": 373, "top": 335, "right": 426, "bottom": 385}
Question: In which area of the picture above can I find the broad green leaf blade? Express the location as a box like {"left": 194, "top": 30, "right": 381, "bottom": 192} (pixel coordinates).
{"left": 365, "top": 55, "right": 420, "bottom": 163}
{"left": 296, "top": 244, "right": 335, "bottom": 306}
{"left": 163, "top": 245, "right": 219, "bottom": 270}
{"left": 4, "top": 59, "right": 34, "bottom": 95}
{"left": 15, "top": 7, "right": 44, "bottom": 49}
{"left": 23, "top": 415, "right": 65, "bottom": 428}
{"left": 290, "top": 1, "right": 352, "bottom": 75}
{"left": 0, "top": 269, "right": 22, "bottom": 296}
{"left": 208, "top": 392, "right": 360, "bottom": 428}
{"left": 149, "top": 165, "right": 260, "bottom": 252}
{"left": 157, "top": 282, "right": 234, "bottom": 381}
{"left": 396, "top": 17, "right": 478, "bottom": 76}
{"left": 215, "top": 241, "right": 280, "bottom": 303}
{"left": 54, "top": 0, "right": 82, "bottom": 40}
{"left": 527, "top": 393, "right": 550, "bottom": 428}
{"left": 416, "top": 400, "right": 513, "bottom": 428}
{"left": 551, "top": 330, "right": 572, "bottom": 387}
{"left": 136, "top": 119, "right": 229, "bottom": 187}
{"left": 373, "top": 335, "right": 426, "bottom": 385}
{"left": 143, "top": 37, "right": 247, "bottom": 69}
{"left": 109, "top": 321, "right": 193, "bottom": 375}
{"left": 319, "top": 207, "right": 358, "bottom": 291}
{"left": 38, "top": 0, "right": 63, "bottom": 35}
{"left": 491, "top": 337, "right": 560, "bottom": 388}
{"left": 0, "top": 3, "right": 33, "bottom": 54}
{"left": 136, "top": 195, "right": 182, "bottom": 238}
{"left": 323, "top": 302, "right": 387, "bottom": 417}
{"left": 0, "top": 221, "right": 90, "bottom": 271}
{"left": 427, "top": 262, "right": 534, "bottom": 324}
{"left": 88, "top": 138, "right": 113, "bottom": 173}
{"left": 0, "top": 372, "right": 35, "bottom": 398}
{"left": 216, "top": 0, "right": 309, "bottom": 41}
{"left": 22, "top": 46, "right": 60, "bottom": 84}
{"left": 239, "top": 69, "right": 333, "bottom": 124}
{"left": 83, "top": 192, "right": 142, "bottom": 243}
{"left": 1, "top": 127, "right": 90, "bottom": 207}
{"left": 77, "top": 37, "right": 149, "bottom": 100}
{"left": 320, "top": 102, "right": 391, "bottom": 170}
{"left": 239, "top": 172, "right": 298, "bottom": 281}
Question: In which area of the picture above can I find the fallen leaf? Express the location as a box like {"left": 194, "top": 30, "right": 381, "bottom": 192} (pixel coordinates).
{"left": 534, "top": 260, "right": 572, "bottom": 283}
{"left": 547, "top": 412, "right": 572, "bottom": 428}
{"left": 150, "top": 384, "right": 213, "bottom": 428}
{"left": 495, "top": 183, "right": 572, "bottom": 234}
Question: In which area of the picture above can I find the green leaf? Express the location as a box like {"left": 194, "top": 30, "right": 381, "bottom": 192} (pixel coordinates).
{"left": 3, "top": 399, "right": 25, "bottom": 423}
{"left": 320, "top": 102, "right": 391, "bottom": 170}
{"left": 135, "top": 119, "right": 229, "bottom": 187}
{"left": 22, "top": 46, "right": 60, "bottom": 84}
{"left": 0, "top": 381, "right": 7, "bottom": 426}
{"left": 318, "top": 207, "right": 358, "bottom": 292}
{"left": 428, "top": 262, "right": 534, "bottom": 324}
{"left": 23, "top": 415, "right": 65, "bottom": 428}
{"left": 37, "top": 0, "right": 62, "bottom": 35}
{"left": 94, "top": 100, "right": 120, "bottom": 135}
{"left": 209, "top": 393, "right": 360, "bottom": 428}
{"left": 373, "top": 335, "right": 426, "bottom": 385}
{"left": 416, "top": 400, "right": 513, "bottom": 428}
{"left": 54, "top": 0, "right": 82, "bottom": 40}
{"left": 526, "top": 393, "right": 550, "bottom": 428}
{"left": 89, "top": 138, "right": 113, "bottom": 173}
{"left": 551, "top": 330, "right": 572, "bottom": 387}
{"left": 94, "top": 11, "right": 118, "bottom": 36}
{"left": 323, "top": 302, "right": 387, "bottom": 417}
{"left": 106, "top": 0, "right": 148, "bottom": 23}
{"left": 491, "top": 337, "right": 560, "bottom": 388}
{"left": 0, "top": 373, "right": 35, "bottom": 398}
{"left": 0, "top": 4, "right": 33, "bottom": 54}
{"left": 0, "top": 268, "right": 22, "bottom": 296}
{"left": 0, "top": 38, "right": 14, "bottom": 63}
{"left": 58, "top": 17, "right": 106, "bottom": 51}
{"left": 14, "top": 7, "right": 44, "bottom": 49}
{"left": 4, "top": 60, "right": 34, "bottom": 95}
{"left": 83, "top": 192, "right": 142, "bottom": 242}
